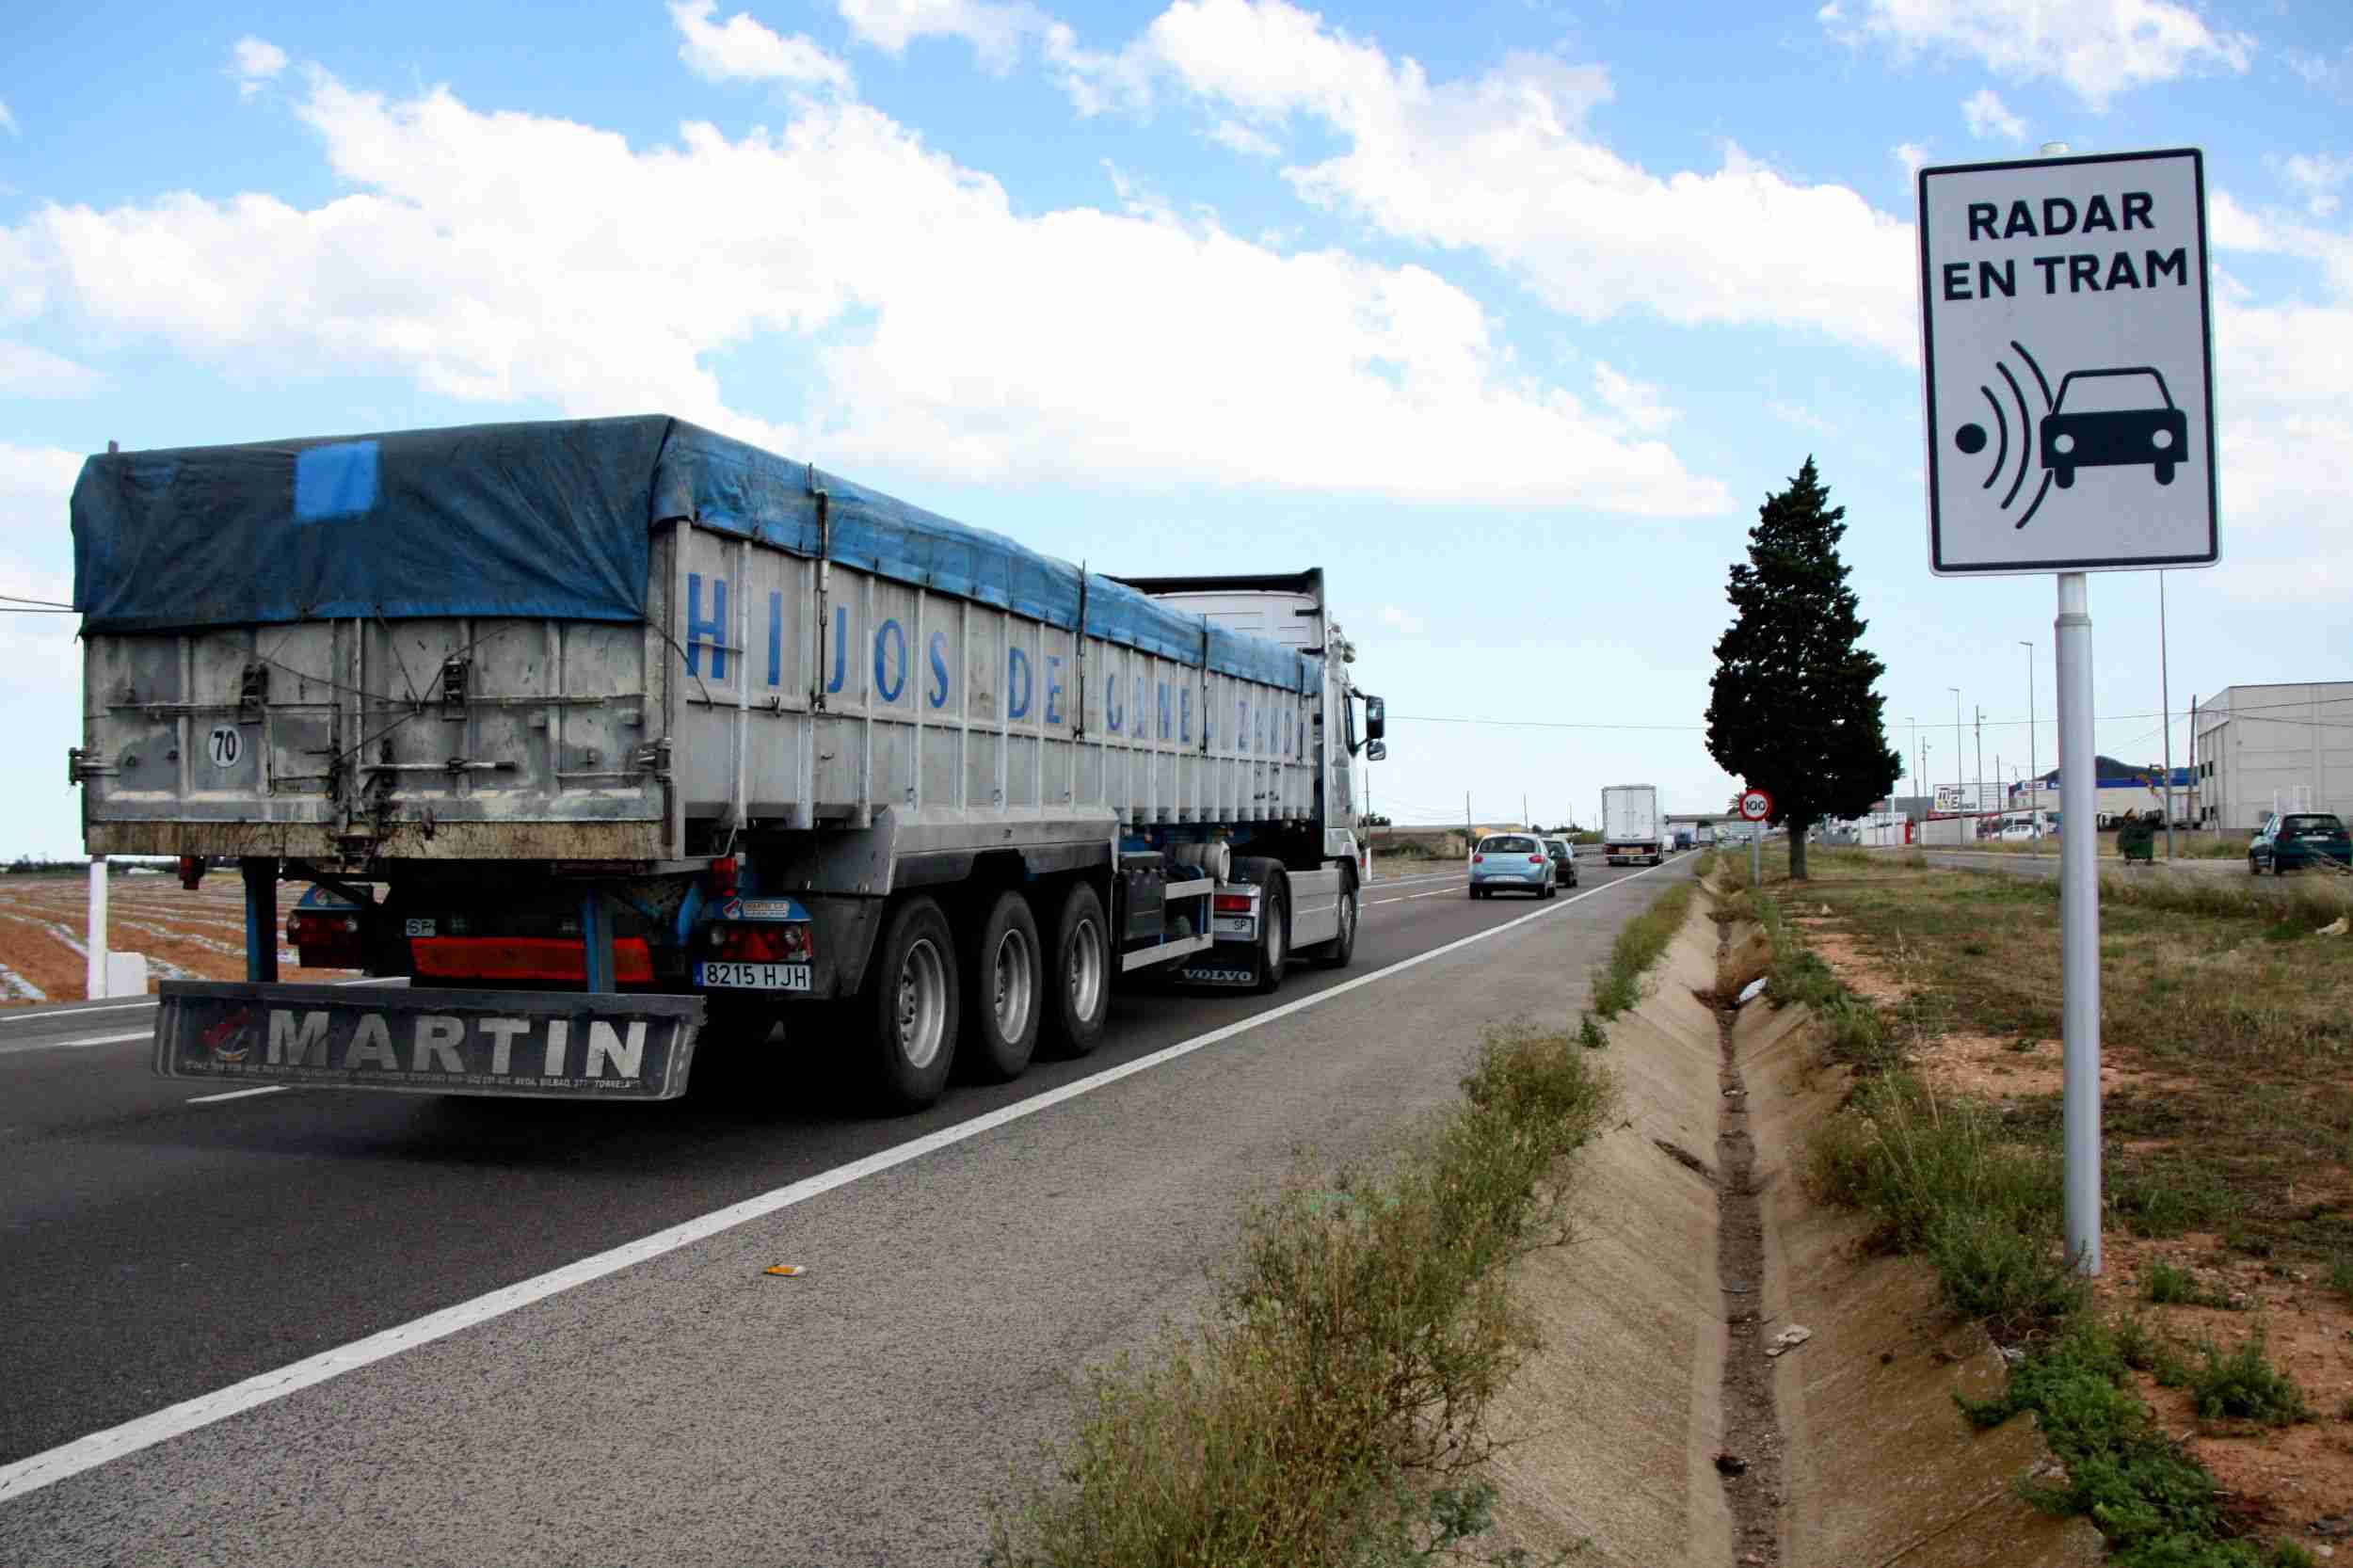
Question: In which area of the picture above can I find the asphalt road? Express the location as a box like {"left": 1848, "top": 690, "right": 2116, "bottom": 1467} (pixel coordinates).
{"left": 0, "top": 853, "right": 1690, "bottom": 1566}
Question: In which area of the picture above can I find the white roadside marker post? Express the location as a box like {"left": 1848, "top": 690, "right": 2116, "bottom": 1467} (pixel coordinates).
{"left": 87, "top": 856, "right": 109, "bottom": 1000}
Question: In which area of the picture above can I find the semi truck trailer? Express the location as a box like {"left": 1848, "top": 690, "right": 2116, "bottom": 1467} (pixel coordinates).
{"left": 1601, "top": 784, "right": 1667, "bottom": 866}
{"left": 70, "top": 417, "right": 1385, "bottom": 1109}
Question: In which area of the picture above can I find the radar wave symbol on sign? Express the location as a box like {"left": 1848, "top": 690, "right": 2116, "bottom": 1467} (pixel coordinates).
{"left": 1951, "top": 340, "right": 2057, "bottom": 531}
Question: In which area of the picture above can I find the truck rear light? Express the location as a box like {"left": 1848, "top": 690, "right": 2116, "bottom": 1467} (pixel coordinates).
{"left": 177, "top": 855, "right": 205, "bottom": 890}
{"left": 716, "top": 923, "right": 808, "bottom": 962}
{"left": 1211, "top": 892, "right": 1254, "bottom": 914}
{"left": 708, "top": 855, "right": 739, "bottom": 898}
{"left": 288, "top": 910, "right": 364, "bottom": 968}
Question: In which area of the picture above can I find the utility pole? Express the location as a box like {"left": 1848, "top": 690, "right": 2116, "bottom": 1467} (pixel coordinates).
{"left": 1975, "top": 704, "right": 1986, "bottom": 837}
{"left": 2159, "top": 570, "right": 2176, "bottom": 860}
{"left": 1949, "top": 687, "right": 1963, "bottom": 827}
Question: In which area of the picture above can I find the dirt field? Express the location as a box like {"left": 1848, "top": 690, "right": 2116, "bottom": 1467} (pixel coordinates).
{"left": 0, "top": 872, "right": 357, "bottom": 1004}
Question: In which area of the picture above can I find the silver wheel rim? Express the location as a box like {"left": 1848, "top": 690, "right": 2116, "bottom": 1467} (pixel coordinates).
{"left": 1265, "top": 894, "right": 1286, "bottom": 968}
{"left": 1337, "top": 890, "right": 1354, "bottom": 948}
{"left": 895, "top": 936, "right": 949, "bottom": 1070}
{"left": 993, "top": 926, "right": 1035, "bottom": 1042}
{"left": 1065, "top": 916, "right": 1105, "bottom": 1023}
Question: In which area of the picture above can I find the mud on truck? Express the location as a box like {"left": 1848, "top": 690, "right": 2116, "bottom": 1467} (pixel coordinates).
{"left": 69, "top": 418, "right": 1385, "bottom": 1109}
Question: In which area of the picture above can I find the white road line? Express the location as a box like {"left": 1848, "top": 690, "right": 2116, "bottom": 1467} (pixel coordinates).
{"left": 0, "top": 857, "right": 1677, "bottom": 1506}
{"left": 0, "top": 1030, "right": 151, "bottom": 1060}
{"left": 0, "top": 1000, "right": 161, "bottom": 1026}
{"left": 0, "top": 977, "right": 403, "bottom": 1055}
{"left": 186, "top": 1085, "right": 291, "bottom": 1105}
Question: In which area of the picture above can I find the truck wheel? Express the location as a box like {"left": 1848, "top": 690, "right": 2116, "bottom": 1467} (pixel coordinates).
{"left": 961, "top": 889, "right": 1041, "bottom": 1083}
{"left": 1312, "top": 868, "right": 1358, "bottom": 968}
{"left": 1041, "top": 881, "right": 1110, "bottom": 1059}
{"left": 1234, "top": 856, "right": 1290, "bottom": 994}
{"left": 864, "top": 895, "right": 959, "bottom": 1111}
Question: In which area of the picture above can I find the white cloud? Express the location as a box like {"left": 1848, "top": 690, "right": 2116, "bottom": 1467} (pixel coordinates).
{"left": 1207, "top": 118, "right": 1278, "bottom": 157}
{"left": 231, "top": 38, "right": 289, "bottom": 100}
{"left": 1823, "top": 0, "right": 2254, "bottom": 110}
{"left": 0, "top": 98, "right": 18, "bottom": 136}
{"left": 1590, "top": 360, "right": 1674, "bottom": 435}
{"left": 0, "top": 57, "right": 1727, "bottom": 516}
{"left": 837, "top": 0, "right": 1056, "bottom": 73}
{"left": 1959, "top": 87, "right": 2025, "bottom": 143}
{"left": 2281, "top": 152, "right": 2351, "bottom": 218}
{"left": 670, "top": 1, "right": 853, "bottom": 89}
{"left": 0, "top": 341, "right": 102, "bottom": 397}
{"left": 1894, "top": 141, "right": 1930, "bottom": 178}
{"left": 1376, "top": 603, "right": 1424, "bottom": 635}
{"left": 1113, "top": 0, "right": 1917, "bottom": 361}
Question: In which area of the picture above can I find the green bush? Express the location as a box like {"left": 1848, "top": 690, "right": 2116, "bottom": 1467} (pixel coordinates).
{"left": 2142, "top": 1260, "right": 2229, "bottom": 1309}
{"left": 987, "top": 1025, "right": 1615, "bottom": 1568}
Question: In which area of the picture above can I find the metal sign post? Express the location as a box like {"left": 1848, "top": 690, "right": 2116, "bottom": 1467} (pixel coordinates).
{"left": 1919, "top": 146, "right": 2221, "bottom": 1277}
{"left": 1737, "top": 788, "right": 1772, "bottom": 887}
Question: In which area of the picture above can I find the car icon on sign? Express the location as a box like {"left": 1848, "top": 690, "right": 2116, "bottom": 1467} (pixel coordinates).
{"left": 2039, "top": 367, "right": 2188, "bottom": 490}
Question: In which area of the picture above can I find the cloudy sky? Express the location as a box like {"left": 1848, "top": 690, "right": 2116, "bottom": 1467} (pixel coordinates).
{"left": 2, "top": 0, "right": 2347, "bottom": 850}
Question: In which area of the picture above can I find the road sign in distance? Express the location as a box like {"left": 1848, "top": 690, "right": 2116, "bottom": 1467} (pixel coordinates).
{"left": 1738, "top": 790, "right": 1773, "bottom": 823}
{"left": 1918, "top": 148, "right": 2217, "bottom": 575}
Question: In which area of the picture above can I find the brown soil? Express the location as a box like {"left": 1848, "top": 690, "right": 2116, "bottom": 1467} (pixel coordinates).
{"left": 0, "top": 874, "right": 356, "bottom": 1003}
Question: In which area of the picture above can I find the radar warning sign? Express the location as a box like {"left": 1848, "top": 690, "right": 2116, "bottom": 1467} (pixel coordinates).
{"left": 1917, "top": 148, "right": 2218, "bottom": 575}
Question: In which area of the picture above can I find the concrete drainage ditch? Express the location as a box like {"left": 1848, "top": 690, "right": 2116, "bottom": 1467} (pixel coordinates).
{"left": 1484, "top": 881, "right": 2101, "bottom": 1567}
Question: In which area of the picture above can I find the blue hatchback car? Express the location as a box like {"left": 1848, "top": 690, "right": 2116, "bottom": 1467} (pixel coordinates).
{"left": 1469, "top": 834, "right": 1555, "bottom": 900}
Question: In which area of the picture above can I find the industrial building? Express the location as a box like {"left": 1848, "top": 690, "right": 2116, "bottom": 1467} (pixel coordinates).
{"left": 2191, "top": 682, "right": 2353, "bottom": 831}
{"left": 2005, "top": 758, "right": 2191, "bottom": 830}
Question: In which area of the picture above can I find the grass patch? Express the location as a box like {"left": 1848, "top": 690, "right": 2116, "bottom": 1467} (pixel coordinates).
{"left": 986, "top": 1023, "right": 1615, "bottom": 1568}
{"left": 1586, "top": 878, "right": 1696, "bottom": 1020}
{"left": 1748, "top": 890, "right": 1897, "bottom": 1071}
{"left": 1769, "top": 872, "right": 2319, "bottom": 1564}
{"left": 2143, "top": 1260, "right": 2232, "bottom": 1309}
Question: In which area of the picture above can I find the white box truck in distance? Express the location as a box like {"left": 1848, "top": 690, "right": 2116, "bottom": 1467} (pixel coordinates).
{"left": 1603, "top": 785, "right": 1666, "bottom": 866}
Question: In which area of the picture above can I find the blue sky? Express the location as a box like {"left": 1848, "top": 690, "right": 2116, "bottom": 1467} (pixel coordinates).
{"left": 3, "top": 0, "right": 2349, "bottom": 850}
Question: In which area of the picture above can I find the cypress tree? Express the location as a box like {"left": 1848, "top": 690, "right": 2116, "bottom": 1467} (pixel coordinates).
{"left": 1705, "top": 457, "right": 1903, "bottom": 881}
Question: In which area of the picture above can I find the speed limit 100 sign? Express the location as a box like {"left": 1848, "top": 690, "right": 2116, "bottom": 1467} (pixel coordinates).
{"left": 1738, "top": 790, "right": 1773, "bottom": 823}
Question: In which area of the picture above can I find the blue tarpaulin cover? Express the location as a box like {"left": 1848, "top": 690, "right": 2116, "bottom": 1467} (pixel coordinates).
{"left": 72, "top": 415, "right": 1317, "bottom": 693}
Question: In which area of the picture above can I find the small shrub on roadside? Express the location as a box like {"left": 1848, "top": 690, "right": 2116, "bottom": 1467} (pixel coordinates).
{"left": 1576, "top": 1015, "right": 1608, "bottom": 1051}
{"left": 2185, "top": 1331, "right": 2309, "bottom": 1426}
{"left": 1923, "top": 1208, "right": 2086, "bottom": 1334}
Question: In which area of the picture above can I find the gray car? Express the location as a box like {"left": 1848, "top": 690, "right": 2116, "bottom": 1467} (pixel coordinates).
{"left": 1470, "top": 834, "right": 1555, "bottom": 899}
{"left": 1542, "top": 837, "right": 1579, "bottom": 888}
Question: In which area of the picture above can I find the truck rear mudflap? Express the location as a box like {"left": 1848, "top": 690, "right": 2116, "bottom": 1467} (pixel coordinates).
{"left": 153, "top": 982, "right": 705, "bottom": 1101}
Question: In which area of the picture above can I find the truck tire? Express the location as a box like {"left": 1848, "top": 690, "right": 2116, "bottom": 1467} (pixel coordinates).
{"left": 961, "top": 889, "right": 1041, "bottom": 1083}
{"left": 863, "top": 894, "right": 960, "bottom": 1111}
{"left": 1040, "top": 881, "right": 1110, "bottom": 1059}
{"left": 1234, "top": 857, "right": 1290, "bottom": 995}
{"left": 1311, "top": 867, "right": 1357, "bottom": 968}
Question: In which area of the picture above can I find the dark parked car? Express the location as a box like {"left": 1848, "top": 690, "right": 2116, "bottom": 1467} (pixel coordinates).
{"left": 2249, "top": 813, "right": 2350, "bottom": 874}
{"left": 1542, "top": 837, "right": 1579, "bottom": 888}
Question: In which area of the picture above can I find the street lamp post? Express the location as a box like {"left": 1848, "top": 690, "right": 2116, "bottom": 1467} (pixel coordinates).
{"left": 1950, "top": 686, "right": 1963, "bottom": 840}
{"left": 2021, "top": 641, "right": 2038, "bottom": 856}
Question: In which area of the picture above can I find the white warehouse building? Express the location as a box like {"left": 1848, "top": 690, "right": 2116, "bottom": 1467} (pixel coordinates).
{"left": 2191, "top": 682, "right": 2353, "bottom": 831}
